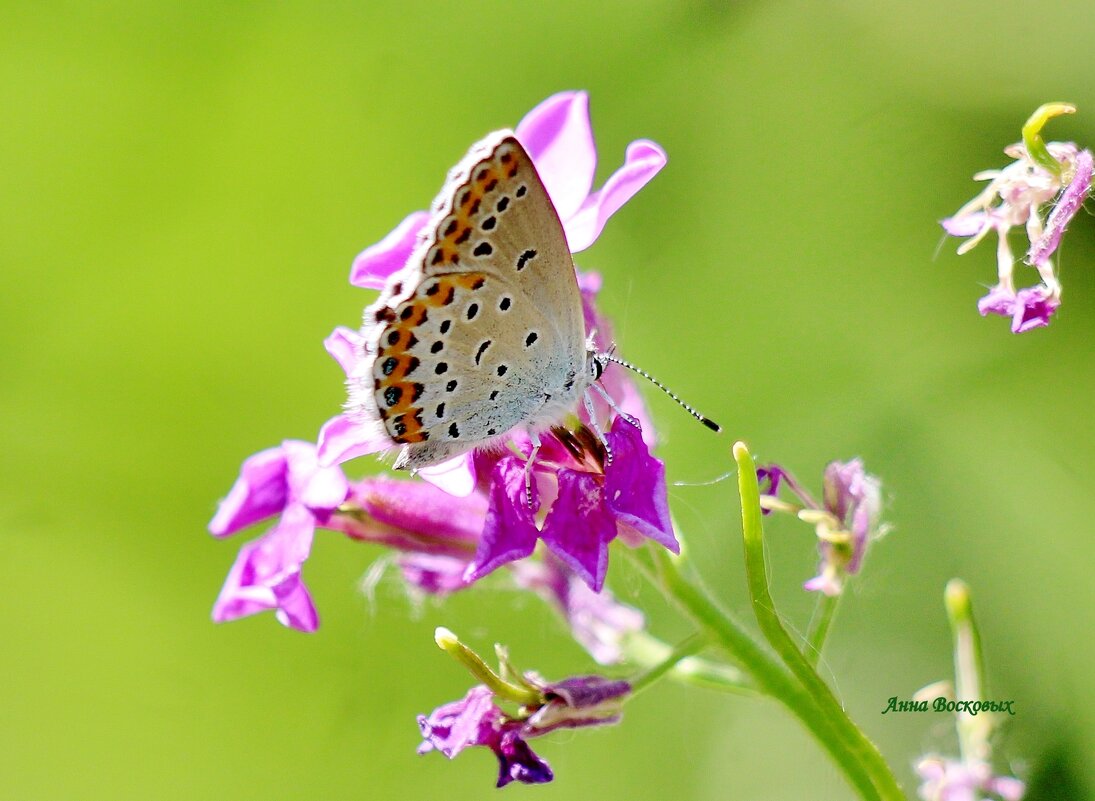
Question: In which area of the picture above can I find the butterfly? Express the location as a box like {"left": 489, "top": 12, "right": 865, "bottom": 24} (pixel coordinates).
{"left": 348, "top": 130, "right": 602, "bottom": 471}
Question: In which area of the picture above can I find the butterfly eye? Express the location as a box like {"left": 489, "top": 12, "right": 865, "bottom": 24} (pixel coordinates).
{"left": 590, "top": 357, "right": 604, "bottom": 381}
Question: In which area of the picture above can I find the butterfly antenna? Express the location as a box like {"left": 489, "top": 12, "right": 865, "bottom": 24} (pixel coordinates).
{"left": 603, "top": 354, "right": 721, "bottom": 432}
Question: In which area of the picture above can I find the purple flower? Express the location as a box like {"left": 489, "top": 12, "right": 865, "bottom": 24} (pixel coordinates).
{"left": 942, "top": 105, "right": 1092, "bottom": 333}
{"left": 466, "top": 416, "right": 677, "bottom": 593}
{"left": 757, "top": 458, "right": 883, "bottom": 596}
{"left": 350, "top": 90, "right": 666, "bottom": 292}
{"left": 915, "top": 757, "right": 1025, "bottom": 801}
{"left": 977, "top": 284, "right": 1061, "bottom": 333}
{"left": 209, "top": 440, "right": 350, "bottom": 632}
{"left": 418, "top": 675, "right": 630, "bottom": 788}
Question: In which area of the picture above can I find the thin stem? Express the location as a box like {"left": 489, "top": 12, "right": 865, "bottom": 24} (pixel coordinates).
{"left": 649, "top": 546, "right": 885, "bottom": 801}
{"left": 733, "top": 443, "right": 905, "bottom": 801}
{"left": 1021, "top": 102, "right": 1075, "bottom": 179}
{"left": 629, "top": 632, "right": 709, "bottom": 695}
{"left": 804, "top": 592, "right": 841, "bottom": 667}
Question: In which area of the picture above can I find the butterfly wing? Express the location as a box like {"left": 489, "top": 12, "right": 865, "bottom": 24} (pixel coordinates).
{"left": 350, "top": 132, "right": 588, "bottom": 469}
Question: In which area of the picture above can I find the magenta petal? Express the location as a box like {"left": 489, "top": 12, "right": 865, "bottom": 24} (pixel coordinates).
{"left": 399, "top": 554, "right": 471, "bottom": 595}
{"left": 540, "top": 470, "right": 615, "bottom": 592}
{"left": 417, "top": 686, "right": 500, "bottom": 758}
{"left": 603, "top": 418, "right": 677, "bottom": 552}
{"left": 281, "top": 440, "right": 350, "bottom": 511}
{"left": 324, "top": 327, "right": 365, "bottom": 376}
{"left": 515, "top": 91, "right": 596, "bottom": 221}
{"left": 1010, "top": 286, "right": 1060, "bottom": 333}
{"left": 464, "top": 457, "right": 540, "bottom": 583}
{"left": 941, "top": 212, "right": 988, "bottom": 237}
{"left": 317, "top": 414, "right": 390, "bottom": 466}
{"left": 355, "top": 476, "right": 486, "bottom": 546}
{"left": 417, "top": 453, "right": 477, "bottom": 497}
{"left": 209, "top": 446, "right": 289, "bottom": 537}
{"left": 211, "top": 505, "right": 318, "bottom": 631}
{"left": 350, "top": 210, "right": 429, "bottom": 289}
{"left": 496, "top": 730, "right": 553, "bottom": 787}
{"left": 977, "top": 285, "right": 1016, "bottom": 317}
{"left": 564, "top": 140, "right": 666, "bottom": 252}
{"left": 1028, "top": 148, "right": 1094, "bottom": 265}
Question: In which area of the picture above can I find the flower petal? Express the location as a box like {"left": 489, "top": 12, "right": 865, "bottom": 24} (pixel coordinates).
{"left": 211, "top": 505, "right": 318, "bottom": 631}
{"left": 515, "top": 91, "right": 596, "bottom": 222}
{"left": 351, "top": 476, "right": 485, "bottom": 551}
{"left": 417, "top": 686, "right": 500, "bottom": 759}
{"left": 463, "top": 456, "right": 541, "bottom": 583}
{"left": 495, "top": 730, "right": 553, "bottom": 788}
{"left": 324, "top": 327, "right": 365, "bottom": 376}
{"left": 316, "top": 414, "right": 390, "bottom": 466}
{"left": 282, "top": 439, "right": 350, "bottom": 512}
{"left": 941, "top": 212, "right": 988, "bottom": 237}
{"left": 603, "top": 418, "right": 677, "bottom": 552}
{"left": 399, "top": 554, "right": 471, "bottom": 595}
{"left": 540, "top": 469, "right": 615, "bottom": 592}
{"left": 417, "top": 453, "right": 477, "bottom": 497}
{"left": 1010, "top": 286, "right": 1060, "bottom": 333}
{"left": 349, "top": 210, "right": 429, "bottom": 289}
{"left": 209, "top": 446, "right": 289, "bottom": 537}
{"left": 563, "top": 140, "right": 666, "bottom": 252}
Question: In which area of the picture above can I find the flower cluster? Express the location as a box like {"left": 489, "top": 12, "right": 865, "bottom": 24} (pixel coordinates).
{"left": 757, "top": 458, "right": 884, "bottom": 596}
{"left": 209, "top": 92, "right": 671, "bottom": 658}
{"left": 942, "top": 103, "right": 1092, "bottom": 333}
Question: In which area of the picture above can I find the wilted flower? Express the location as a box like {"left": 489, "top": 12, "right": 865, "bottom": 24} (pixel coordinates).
{"left": 942, "top": 103, "right": 1092, "bottom": 333}
{"left": 757, "top": 458, "right": 883, "bottom": 596}
{"left": 419, "top": 629, "right": 631, "bottom": 788}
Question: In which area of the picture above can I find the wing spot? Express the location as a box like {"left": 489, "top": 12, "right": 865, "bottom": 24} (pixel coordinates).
{"left": 455, "top": 227, "right": 471, "bottom": 245}
{"left": 470, "top": 276, "right": 486, "bottom": 290}
{"left": 496, "top": 197, "right": 510, "bottom": 212}
{"left": 446, "top": 379, "right": 458, "bottom": 392}
{"left": 431, "top": 249, "right": 444, "bottom": 265}
{"left": 387, "top": 330, "right": 401, "bottom": 346}
{"left": 497, "top": 364, "right": 508, "bottom": 377}
{"left": 475, "top": 340, "right": 491, "bottom": 364}
{"left": 516, "top": 185, "right": 527, "bottom": 197}
{"left": 489, "top": 390, "right": 499, "bottom": 400}
{"left": 435, "top": 362, "right": 448, "bottom": 375}
{"left": 448, "top": 422, "right": 460, "bottom": 439}
{"left": 430, "top": 341, "right": 444, "bottom": 353}
{"left": 381, "top": 357, "right": 398, "bottom": 375}
{"left": 525, "top": 332, "right": 538, "bottom": 347}
{"left": 516, "top": 249, "right": 537, "bottom": 271}
{"left": 443, "top": 220, "right": 458, "bottom": 236}
{"left": 439, "top": 320, "right": 452, "bottom": 334}
{"left": 481, "top": 216, "right": 496, "bottom": 230}
{"left": 473, "top": 242, "right": 493, "bottom": 257}
{"left": 412, "top": 383, "right": 424, "bottom": 401}
{"left": 499, "top": 297, "right": 512, "bottom": 311}
{"left": 426, "top": 283, "right": 441, "bottom": 296}
{"left": 435, "top": 402, "right": 445, "bottom": 419}
{"left": 404, "top": 356, "right": 420, "bottom": 376}
{"left": 466, "top": 303, "right": 479, "bottom": 320}
{"left": 488, "top": 428, "right": 497, "bottom": 435}
{"left": 383, "top": 386, "right": 402, "bottom": 407}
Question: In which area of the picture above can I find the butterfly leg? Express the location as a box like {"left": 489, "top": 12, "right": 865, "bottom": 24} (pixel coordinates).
{"left": 583, "top": 391, "right": 614, "bottom": 465}
{"left": 590, "top": 381, "right": 642, "bottom": 430}
{"left": 523, "top": 431, "right": 541, "bottom": 510}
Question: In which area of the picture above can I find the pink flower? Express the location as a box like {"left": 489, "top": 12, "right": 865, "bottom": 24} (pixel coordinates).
{"left": 942, "top": 104, "right": 1093, "bottom": 334}
{"left": 209, "top": 441, "right": 349, "bottom": 632}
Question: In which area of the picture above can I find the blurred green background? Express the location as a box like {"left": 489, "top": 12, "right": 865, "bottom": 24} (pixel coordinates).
{"left": 2, "top": 1, "right": 1092, "bottom": 799}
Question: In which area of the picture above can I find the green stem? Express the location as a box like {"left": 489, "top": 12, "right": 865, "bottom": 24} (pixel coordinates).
{"left": 624, "top": 631, "right": 756, "bottom": 695}
{"left": 804, "top": 592, "right": 841, "bottom": 667}
{"left": 733, "top": 443, "right": 905, "bottom": 801}
{"left": 629, "top": 632, "right": 710, "bottom": 695}
{"left": 649, "top": 546, "right": 885, "bottom": 801}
